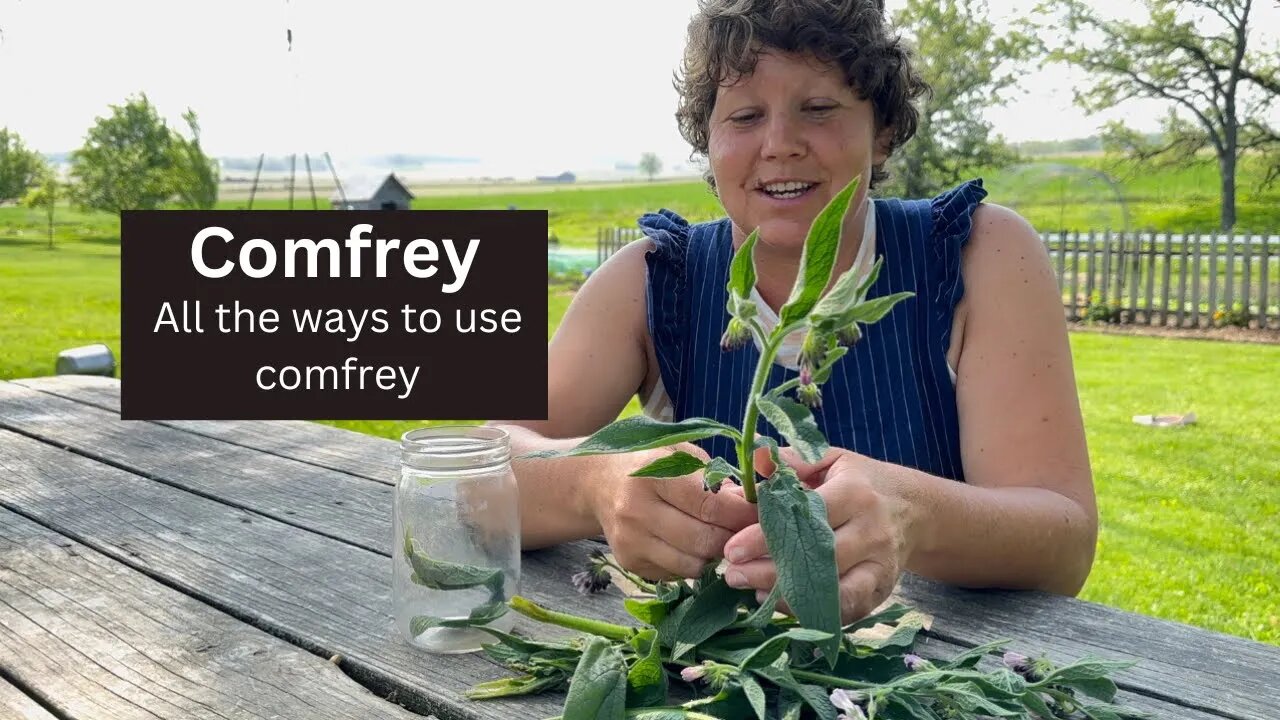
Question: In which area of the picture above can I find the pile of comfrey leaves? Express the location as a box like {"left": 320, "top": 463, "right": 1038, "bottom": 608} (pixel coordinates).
{"left": 405, "top": 176, "right": 1147, "bottom": 720}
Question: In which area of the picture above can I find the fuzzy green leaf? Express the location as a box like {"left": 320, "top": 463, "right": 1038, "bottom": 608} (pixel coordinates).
{"left": 754, "top": 665, "right": 838, "bottom": 720}
{"left": 1034, "top": 658, "right": 1137, "bottom": 687}
{"left": 739, "top": 628, "right": 834, "bottom": 670}
{"left": 741, "top": 675, "right": 768, "bottom": 720}
{"left": 757, "top": 466, "right": 841, "bottom": 666}
{"left": 937, "top": 639, "right": 1009, "bottom": 670}
{"left": 809, "top": 346, "right": 848, "bottom": 384}
{"left": 630, "top": 451, "right": 707, "bottom": 478}
{"left": 754, "top": 396, "right": 829, "bottom": 464}
{"left": 702, "top": 457, "right": 740, "bottom": 492}
{"left": 1020, "top": 691, "right": 1057, "bottom": 719}
{"left": 727, "top": 228, "right": 760, "bottom": 304}
{"left": 624, "top": 598, "right": 670, "bottom": 627}
{"left": 838, "top": 291, "right": 914, "bottom": 325}
{"left": 810, "top": 264, "right": 867, "bottom": 319}
{"left": 842, "top": 603, "right": 913, "bottom": 633}
{"left": 1064, "top": 676, "right": 1121, "bottom": 703}
{"left": 465, "top": 673, "right": 565, "bottom": 699}
{"left": 409, "top": 600, "right": 507, "bottom": 634}
{"left": 403, "top": 535, "right": 504, "bottom": 598}
{"left": 626, "top": 629, "right": 668, "bottom": 708}
{"left": 563, "top": 636, "right": 628, "bottom": 720}
{"left": 523, "top": 417, "right": 741, "bottom": 458}
{"left": 887, "top": 694, "right": 938, "bottom": 720}
{"left": 740, "top": 584, "right": 782, "bottom": 629}
{"left": 779, "top": 175, "right": 862, "bottom": 327}
{"left": 666, "top": 576, "right": 753, "bottom": 661}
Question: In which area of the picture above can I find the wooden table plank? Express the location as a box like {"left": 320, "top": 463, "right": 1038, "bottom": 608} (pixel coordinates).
{"left": 0, "top": 380, "right": 394, "bottom": 554}
{"left": 0, "top": 507, "right": 426, "bottom": 720}
{"left": 5, "top": 379, "right": 1275, "bottom": 718}
{"left": 14, "top": 376, "right": 396, "bottom": 484}
{"left": 0, "top": 675, "right": 58, "bottom": 720}
{"left": 0, "top": 427, "right": 1211, "bottom": 720}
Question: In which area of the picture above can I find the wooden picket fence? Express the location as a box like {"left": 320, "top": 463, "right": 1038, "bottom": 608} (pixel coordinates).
{"left": 596, "top": 227, "right": 646, "bottom": 266}
{"left": 597, "top": 226, "right": 1280, "bottom": 330}
{"left": 1047, "top": 231, "right": 1279, "bottom": 329}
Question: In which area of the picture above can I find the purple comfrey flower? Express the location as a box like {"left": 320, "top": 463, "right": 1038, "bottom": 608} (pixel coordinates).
{"left": 829, "top": 688, "right": 866, "bottom": 713}
{"left": 1002, "top": 651, "right": 1045, "bottom": 681}
{"left": 903, "top": 654, "right": 930, "bottom": 672}
{"left": 680, "top": 665, "right": 707, "bottom": 683}
{"left": 570, "top": 550, "right": 612, "bottom": 594}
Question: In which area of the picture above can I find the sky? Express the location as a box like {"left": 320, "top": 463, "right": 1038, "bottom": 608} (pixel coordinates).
{"left": 1, "top": 0, "right": 1277, "bottom": 180}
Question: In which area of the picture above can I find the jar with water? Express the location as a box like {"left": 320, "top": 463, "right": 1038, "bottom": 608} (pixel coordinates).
{"left": 393, "top": 426, "right": 520, "bottom": 653}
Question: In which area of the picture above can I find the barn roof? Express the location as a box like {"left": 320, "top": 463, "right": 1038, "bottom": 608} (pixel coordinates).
{"left": 331, "top": 173, "right": 415, "bottom": 202}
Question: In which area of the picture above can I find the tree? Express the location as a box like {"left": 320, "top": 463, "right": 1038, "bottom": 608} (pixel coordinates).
{"left": 169, "top": 109, "right": 219, "bottom": 209}
{"left": 639, "top": 152, "right": 662, "bottom": 181}
{"left": 885, "top": 0, "right": 1032, "bottom": 198}
{"left": 21, "top": 168, "right": 60, "bottom": 249}
{"left": 0, "top": 128, "right": 45, "bottom": 203}
{"left": 1040, "top": 0, "right": 1280, "bottom": 230}
{"left": 69, "top": 94, "right": 178, "bottom": 214}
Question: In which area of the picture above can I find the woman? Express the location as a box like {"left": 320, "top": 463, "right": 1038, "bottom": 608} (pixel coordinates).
{"left": 491, "top": 0, "right": 1096, "bottom": 623}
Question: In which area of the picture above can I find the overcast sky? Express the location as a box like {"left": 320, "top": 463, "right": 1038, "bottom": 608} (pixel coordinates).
{"left": 1, "top": 0, "right": 1276, "bottom": 177}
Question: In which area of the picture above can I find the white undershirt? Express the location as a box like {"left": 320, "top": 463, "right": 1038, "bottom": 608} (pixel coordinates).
{"left": 643, "top": 201, "right": 956, "bottom": 422}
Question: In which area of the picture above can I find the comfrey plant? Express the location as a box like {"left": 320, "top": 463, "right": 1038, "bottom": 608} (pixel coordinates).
{"left": 402, "top": 175, "right": 1146, "bottom": 719}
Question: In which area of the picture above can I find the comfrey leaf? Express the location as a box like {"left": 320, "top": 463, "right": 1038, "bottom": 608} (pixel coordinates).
{"left": 738, "top": 628, "right": 834, "bottom": 670}
{"left": 562, "top": 636, "right": 629, "bottom": 720}
{"left": 522, "top": 416, "right": 741, "bottom": 459}
{"left": 624, "top": 597, "right": 669, "bottom": 626}
{"left": 847, "top": 611, "right": 926, "bottom": 652}
{"left": 403, "top": 534, "right": 504, "bottom": 599}
{"left": 727, "top": 227, "right": 760, "bottom": 307}
{"left": 757, "top": 465, "right": 842, "bottom": 666}
{"left": 665, "top": 576, "right": 753, "bottom": 661}
{"left": 740, "top": 584, "right": 782, "bottom": 629}
{"left": 630, "top": 451, "right": 707, "bottom": 478}
{"left": 779, "top": 174, "right": 862, "bottom": 327}
{"left": 755, "top": 395, "right": 829, "bottom": 464}
{"left": 741, "top": 674, "right": 768, "bottom": 720}
{"left": 626, "top": 629, "right": 668, "bottom": 708}
{"left": 465, "top": 673, "right": 566, "bottom": 699}
{"left": 838, "top": 291, "right": 914, "bottom": 325}
{"left": 702, "top": 457, "right": 740, "bottom": 493}
{"left": 409, "top": 600, "right": 507, "bottom": 635}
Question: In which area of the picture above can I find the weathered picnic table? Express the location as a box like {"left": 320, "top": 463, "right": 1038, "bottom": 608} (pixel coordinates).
{"left": 0, "top": 375, "right": 1275, "bottom": 720}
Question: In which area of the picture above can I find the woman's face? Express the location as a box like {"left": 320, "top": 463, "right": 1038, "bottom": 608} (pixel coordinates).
{"left": 708, "top": 49, "right": 885, "bottom": 249}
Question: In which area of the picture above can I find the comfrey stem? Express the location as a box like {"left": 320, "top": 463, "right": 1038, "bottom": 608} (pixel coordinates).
{"left": 737, "top": 333, "right": 784, "bottom": 504}
{"left": 507, "top": 596, "right": 633, "bottom": 641}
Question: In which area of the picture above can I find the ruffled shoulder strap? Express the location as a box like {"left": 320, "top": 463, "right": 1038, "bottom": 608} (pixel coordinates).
{"left": 928, "top": 179, "right": 987, "bottom": 350}
{"left": 638, "top": 209, "right": 695, "bottom": 407}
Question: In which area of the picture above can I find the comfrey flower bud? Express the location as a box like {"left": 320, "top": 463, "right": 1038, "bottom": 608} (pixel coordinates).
{"left": 836, "top": 323, "right": 862, "bottom": 347}
{"left": 799, "top": 329, "right": 829, "bottom": 369}
{"left": 720, "top": 317, "right": 752, "bottom": 352}
{"left": 796, "top": 382, "right": 822, "bottom": 409}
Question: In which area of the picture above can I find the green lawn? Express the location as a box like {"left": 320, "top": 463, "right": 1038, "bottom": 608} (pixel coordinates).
{"left": 1, "top": 180, "right": 1277, "bottom": 644}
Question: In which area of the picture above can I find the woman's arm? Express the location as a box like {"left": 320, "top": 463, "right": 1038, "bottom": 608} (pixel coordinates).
{"left": 489, "top": 241, "right": 758, "bottom": 574}
{"left": 923, "top": 201, "right": 1097, "bottom": 593}
{"left": 488, "top": 240, "right": 654, "bottom": 549}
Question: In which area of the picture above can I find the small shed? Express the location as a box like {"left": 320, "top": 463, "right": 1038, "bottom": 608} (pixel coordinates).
{"left": 331, "top": 174, "right": 415, "bottom": 210}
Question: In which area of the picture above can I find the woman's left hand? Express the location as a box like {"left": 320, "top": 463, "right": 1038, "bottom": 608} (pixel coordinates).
{"left": 721, "top": 446, "right": 921, "bottom": 624}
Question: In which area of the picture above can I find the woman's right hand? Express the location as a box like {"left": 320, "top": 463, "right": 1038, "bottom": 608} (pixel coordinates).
{"left": 585, "top": 443, "right": 760, "bottom": 581}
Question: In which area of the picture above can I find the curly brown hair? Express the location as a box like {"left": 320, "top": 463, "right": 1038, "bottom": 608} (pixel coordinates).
{"left": 675, "top": 0, "right": 928, "bottom": 190}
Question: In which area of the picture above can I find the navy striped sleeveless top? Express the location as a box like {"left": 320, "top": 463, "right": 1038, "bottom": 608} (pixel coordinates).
{"left": 639, "top": 179, "right": 987, "bottom": 482}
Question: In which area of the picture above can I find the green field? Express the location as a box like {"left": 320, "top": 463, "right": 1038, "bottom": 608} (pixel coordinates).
{"left": 1, "top": 169, "right": 1278, "bottom": 645}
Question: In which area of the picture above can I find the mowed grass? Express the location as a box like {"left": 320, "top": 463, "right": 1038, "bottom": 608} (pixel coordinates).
{"left": 1, "top": 170, "right": 1277, "bottom": 644}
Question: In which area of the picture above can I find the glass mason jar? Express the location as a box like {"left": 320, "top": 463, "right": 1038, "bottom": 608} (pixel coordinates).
{"left": 393, "top": 426, "right": 520, "bottom": 653}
